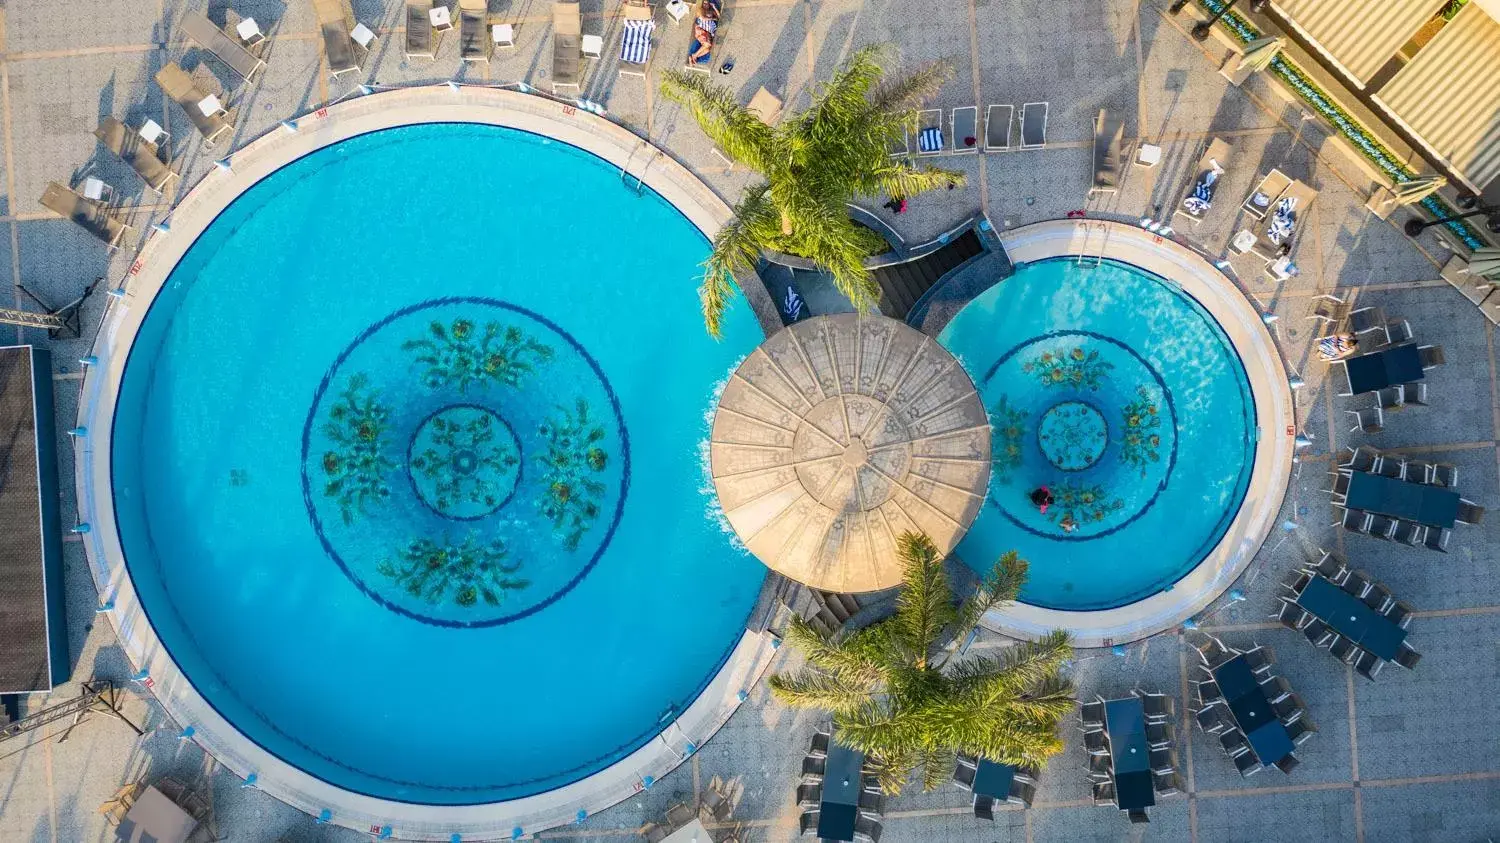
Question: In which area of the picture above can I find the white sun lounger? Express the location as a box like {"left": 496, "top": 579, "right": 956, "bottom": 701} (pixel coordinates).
{"left": 154, "top": 62, "right": 233, "bottom": 146}
{"left": 553, "top": 1, "right": 584, "bottom": 92}
{"left": 1242, "top": 168, "right": 1293, "bottom": 220}
{"left": 888, "top": 129, "right": 909, "bottom": 157}
{"left": 1020, "top": 102, "right": 1048, "bottom": 149}
{"left": 406, "top": 1, "right": 438, "bottom": 59}
{"left": 94, "top": 117, "right": 178, "bottom": 192}
{"left": 917, "top": 109, "right": 943, "bottom": 155}
{"left": 1089, "top": 108, "right": 1123, "bottom": 195}
{"left": 951, "top": 106, "right": 978, "bottom": 154}
{"left": 618, "top": 2, "right": 656, "bottom": 76}
{"left": 313, "top": 0, "right": 363, "bottom": 77}
{"left": 181, "top": 11, "right": 267, "bottom": 83}
{"left": 984, "top": 104, "right": 1013, "bottom": 151}
{"left": 1173, "top": 137, "right": 1232, "bottom": 227}
{"left": 460, "top": 0, "right": 492, "bottom": 62}
{"left": 40, "top": 181, "right": 133, "bottom": 250}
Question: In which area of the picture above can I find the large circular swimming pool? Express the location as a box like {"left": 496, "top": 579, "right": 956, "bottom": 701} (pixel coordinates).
{"left": 940, "top": 257, "right": 1256, "bottom": 611}
{"left": 107, "top": 123, "right": 765, "bottom": 804}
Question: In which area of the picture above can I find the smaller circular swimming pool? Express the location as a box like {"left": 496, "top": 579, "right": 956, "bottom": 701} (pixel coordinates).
{"left": 940, "top": 256, "right": 1256, "bottom": 611}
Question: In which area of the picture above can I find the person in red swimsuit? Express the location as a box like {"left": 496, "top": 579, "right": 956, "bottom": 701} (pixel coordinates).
{"left": 1029, "top": 486, "right": 1053, "bottom": 515}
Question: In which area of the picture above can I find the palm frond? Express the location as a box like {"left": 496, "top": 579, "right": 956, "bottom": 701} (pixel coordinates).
{"left": 767, "top": 671, "right": 868, "bottom": 714}
{"left": 781, "top": 616, "right": 883, "bottom": 686}
{"left": 865, "top": 163, "right": 967, "bottom": 201}
{"left": 864, "top": 58, "right": 955, "bottom": 121}
{"left": 891, "top": 532, "right": 954, "bottom": 667}
{"left": 799, "top": 44, "right": 891, "bottom": 139}
{"left": 917, "top": 747, "right": 955, "bottom": 793}
{"left": 700, "top": 184, "right": 778, "bottom": 337}
{"left": 954, "top": 630, "right": 1073, "bottom": 703}
{"left": 659, "top": 69, "right": 775, "bottom": 170}
{"left": 950, "top": 550, "right": 1029, "bottom": 643}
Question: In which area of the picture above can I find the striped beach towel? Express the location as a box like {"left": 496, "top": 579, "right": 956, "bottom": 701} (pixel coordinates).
{"left": 621, "top": 19, "right": 655, "bottom": 64}
{"left": 918, "top": 126, "right": 943, "bottom": 153}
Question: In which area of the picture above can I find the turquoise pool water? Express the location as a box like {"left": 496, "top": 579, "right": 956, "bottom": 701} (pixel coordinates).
{"left": 938, "top": 258, "right": 1255, "bottom": 610}
{"left": 110, "top": 124, "right": 766, "bottom": 804}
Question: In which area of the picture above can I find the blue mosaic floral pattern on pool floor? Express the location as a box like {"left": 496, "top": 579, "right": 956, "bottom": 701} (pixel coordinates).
{"left": 1037, "top": 401, "right": 1107, "bottom": 471}
{"left": 407, "top": 404, "right": 522, "bottom": 520}
{"left": 980, "top": 331, "right": 1177, "bottom": 540}
{"left": 302, "top": 297, "right": 629, "bottom": 627}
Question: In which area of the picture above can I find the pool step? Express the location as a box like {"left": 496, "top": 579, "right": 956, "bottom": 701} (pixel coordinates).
{"left": 874, "top": 228, "right": 986, "bottom": 320}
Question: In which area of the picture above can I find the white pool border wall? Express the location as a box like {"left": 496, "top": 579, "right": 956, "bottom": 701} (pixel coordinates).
{"left": 72, "top": 86, "right": 783, "bottom": 841}
{"left": 979, "top": 219, "right": 1297, "bottom": 649}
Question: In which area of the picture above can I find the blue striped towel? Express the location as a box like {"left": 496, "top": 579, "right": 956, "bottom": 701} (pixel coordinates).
{"left": 621, "top": 19, "right": 655, "bottom": 64}
{"left": 919, "top": 126, "right": 943, "bottom": 152}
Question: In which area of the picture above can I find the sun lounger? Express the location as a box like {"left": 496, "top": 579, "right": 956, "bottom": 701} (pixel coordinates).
{"left": 40, "top": 182, "right": 132, "bottom": 250}
{"left": 686, "top": 0, "right": 722, "bottom": 71}
{"left": 1253, "top": 178, "right": 1317, "bottom": 260}
{"left": 406, "top": 1, "right": 437, "bottom": 59}
{"left": 180, "top": 11, "right": 266, "bottom": 83}
{"left": 1020, "top": 102, "right": 1047, "bottom": 149}
{"left": 553, "top": 1, "right": 583, "bottom": 92}
{"left": 313, "top": 0, "right": 363, "bottom": 77}
{"left": 888, "top": 129, "right": 909, "bottom": 157}
{"left": 1173, "top": 137, "right": 1231, "bottom": 226}
{"left": 94, "top": 117, "right": 177, "bottom": 192}
{"left": 917, "top": 109, "right": 942, "bottom": 154}
{"left": 460, "top": 0, "right": 492, "bottom": 62}
{"left": 951, "top": 106, "right": 978, "bottom": 153}
{"left": 618, "top": 1, "right": 656, "bottom": 77}
{"left": 748, "top": 86, "right": 783, "bottom": 124}
{"left": 1090, "top": 108, "right": 1123, "bottom": 195}
{"left": 154, "top": 62, "right": 233, "bottom": 146}
{"left": 984, "top": 104, "right": 1013, "bottom": 151}
{"left": 1242, "top": 168, "right": 1292, "bottom": 220}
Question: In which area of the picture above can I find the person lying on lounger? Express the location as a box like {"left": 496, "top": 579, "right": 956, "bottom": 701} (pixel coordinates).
{"left": 689, "top": 0, "right": 719, "bottom": 62}
{"left": 690, "top": 20, "right": 717, "bottom": 61}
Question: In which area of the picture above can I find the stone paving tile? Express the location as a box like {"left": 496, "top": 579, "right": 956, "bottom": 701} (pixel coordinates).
{"left": 3, "top": 0, "right": 166, "bottom": 56}
{"left": 1361, "top": 778, "right": 1500, "bottom": 843}
{"left": 1194, "top": 786, "right": 1357, "bottom": 843}
{"left": 1353, "top": 613, "right": 1500, "bottom": 782}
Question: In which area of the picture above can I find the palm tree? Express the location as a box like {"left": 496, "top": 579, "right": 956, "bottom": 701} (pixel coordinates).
{"left": 660, "top": 45, "right": 965, "bottom": 337}
{"left": 769, "top": 532, "right": 1074, "bottom": 794}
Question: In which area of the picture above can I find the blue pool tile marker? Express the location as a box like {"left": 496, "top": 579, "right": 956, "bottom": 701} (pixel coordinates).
{"left": 130, "top": 668, "right": 149, "bottom": 683}
{"left": 512, "top": 826, "right": 524, "bottom": 840}
{"left": 642, "top": 775, "right": 654, "bottom": 789}
{"left": 576, "top": 809, "right": 587, "bottom": 823}
{"left": 316, "top": 810, "right": 331, "bottom": 824}
{"left": 1111, "top": 645, "right": 1127, "bottom": 657}
{"left": 241, "top": 773, "right": 257, "bottom": 788}
{"left": 179, "top": 726, "right": 195, "bottom": 740}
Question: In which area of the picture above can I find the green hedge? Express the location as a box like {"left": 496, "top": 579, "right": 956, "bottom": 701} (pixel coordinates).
{"left": 1196, "top": 0, "right": 1484, "bottom": 249}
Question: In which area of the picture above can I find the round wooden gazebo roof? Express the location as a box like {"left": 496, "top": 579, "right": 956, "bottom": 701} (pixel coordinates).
{"left": 709, "top": 314, "right": 991, "bottom": 593}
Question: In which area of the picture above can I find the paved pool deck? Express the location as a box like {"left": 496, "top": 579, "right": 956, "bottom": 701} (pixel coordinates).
{"left": 1, "top": 0, "right": 1498, "bottom": 841}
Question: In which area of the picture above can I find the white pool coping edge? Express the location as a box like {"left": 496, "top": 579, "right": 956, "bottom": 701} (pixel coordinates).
{"left": 978, "top": 220, "right": 1296, "bottom": 648}
{"left": 73, "top": 85, "right": 781, "bottom": 840}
